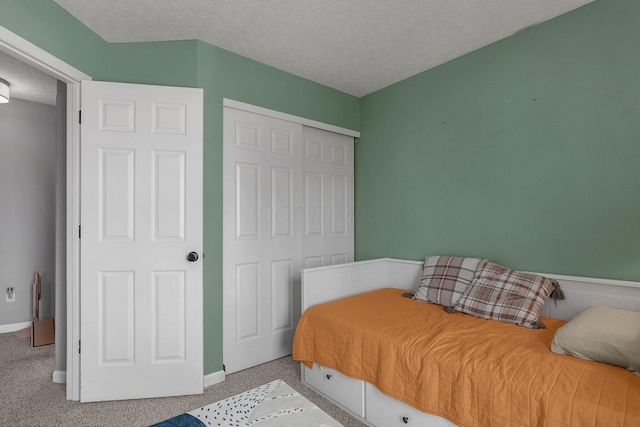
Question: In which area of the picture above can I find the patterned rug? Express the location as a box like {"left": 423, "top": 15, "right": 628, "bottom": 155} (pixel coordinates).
{"left": 151, "top": 379, "right": 344, "bottom": 427}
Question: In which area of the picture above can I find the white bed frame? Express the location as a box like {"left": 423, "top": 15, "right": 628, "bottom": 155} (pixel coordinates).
{"left": 299, "top": 258, "right": 640, "bottom": 427}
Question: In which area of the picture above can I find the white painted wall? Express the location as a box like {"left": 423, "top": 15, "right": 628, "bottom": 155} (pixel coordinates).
{"left": 0, "top": 97, "right": 56, "bottom": 326}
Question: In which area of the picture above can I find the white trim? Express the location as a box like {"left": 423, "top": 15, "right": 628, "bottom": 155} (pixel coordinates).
{"left": 66, "top": 83, "right": 83, "bottom": 401}
{"left": 223, "top": 98, "right": 360, "bottom": 138}
{"left": 0, "top": 24, "right": 90, "bottom": 402}
{"left": 0, "top": 26, "right": 90, "bottom": 83}
{"left": 302, "top": 257, "right": 396, "bottom": 274}
{"left": 53, "top": 370, "right": 67, "bottom": 384}
{"left": 0, "top": 321, "right": 31, "bottom": 334}
{"left": 528, "top": 271, "right": 640, "bottom": 290}
{"left": 203, "top": 370, "right": 225, "bottom": 388}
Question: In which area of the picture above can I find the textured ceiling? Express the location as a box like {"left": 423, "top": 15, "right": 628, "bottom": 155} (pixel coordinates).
{"left": 0, "top": 50, "right": 58, "bottom": 105}
{"left": 51, "top": 1, "right": 592, "bottom": 97}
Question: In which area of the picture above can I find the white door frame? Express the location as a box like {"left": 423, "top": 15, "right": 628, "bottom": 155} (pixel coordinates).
{"left": 0, "top": 25, "right": 91, "bottom": 401}
{"left": 222, "top": 99, "right": 360, "bottom": 138}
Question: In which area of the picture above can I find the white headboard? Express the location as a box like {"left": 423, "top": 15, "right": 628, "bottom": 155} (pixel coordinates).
{"left": 538, "top": 272, "right": 640, "bottom": 319}
{"left": 301, "top": 258, "right": 640, "bottom": 320}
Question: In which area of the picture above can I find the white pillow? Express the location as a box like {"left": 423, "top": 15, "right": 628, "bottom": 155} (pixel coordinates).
{"left": 551, "top": 306, "right": 640, "bottom": 373}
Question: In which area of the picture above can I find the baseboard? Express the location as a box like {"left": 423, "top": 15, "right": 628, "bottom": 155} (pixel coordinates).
{"left": 204, "top": 370, "right": 225, "bottom": 388}
{"left": 52, "top": 370, "right": 66, "bottom": 384}
{"left": 0, "top": 321, "right": 31, "bottom": 334}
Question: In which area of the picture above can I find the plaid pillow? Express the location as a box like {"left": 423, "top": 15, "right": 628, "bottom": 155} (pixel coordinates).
{"left": 414, "top": 256, "right": 481, "bottom": 308}
{"left": 455, "top": 260, "right": 555, "bottom": 329}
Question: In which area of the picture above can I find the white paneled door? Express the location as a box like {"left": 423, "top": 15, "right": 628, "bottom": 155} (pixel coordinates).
{"left": 80, "top": 81, "right": 203, "bottom": 402}
{"left": 302, "top": 126, "right": 354, "bottom": 269}
{"left": 223, "top": 106, "right": 353, "bottom": 373}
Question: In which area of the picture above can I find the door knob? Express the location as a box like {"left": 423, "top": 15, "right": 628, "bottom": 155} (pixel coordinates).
{"left": 187, "top": 251, "right": 199, "bottom": 262}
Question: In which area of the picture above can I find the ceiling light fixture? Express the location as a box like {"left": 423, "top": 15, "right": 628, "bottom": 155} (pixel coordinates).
{"left": 0, "top": 78, "right": 10, "bottom": 103}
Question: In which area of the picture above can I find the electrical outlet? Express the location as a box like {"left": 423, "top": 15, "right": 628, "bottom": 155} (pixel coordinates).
{"left": 6, "top": 287, "right": 15, "bottom": 303}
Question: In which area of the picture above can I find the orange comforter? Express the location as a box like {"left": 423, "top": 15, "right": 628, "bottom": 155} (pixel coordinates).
{"left": 293, "top": 288, "right": 640, "bottom": 427}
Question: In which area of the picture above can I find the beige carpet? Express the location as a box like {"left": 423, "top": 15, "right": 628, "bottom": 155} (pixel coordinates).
{"left": 0, "top": 332, "right": 366, "bottom": 427}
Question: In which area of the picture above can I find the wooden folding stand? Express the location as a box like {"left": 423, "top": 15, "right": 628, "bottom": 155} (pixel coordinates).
{"left": 31, "top": 272, "right": 54, "bottom": 347}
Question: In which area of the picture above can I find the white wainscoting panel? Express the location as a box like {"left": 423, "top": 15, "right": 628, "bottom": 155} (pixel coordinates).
{"left": 540, "top": 273, "right": 640, "bottom": 320}
{"left": 303, "top": 258, "right": 640, "bottom": 320}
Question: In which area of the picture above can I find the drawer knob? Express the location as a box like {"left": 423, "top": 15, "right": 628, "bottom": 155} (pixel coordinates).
{"left": 326, "top": 374, "right": 332, "bottom": 380}
{"left": 402, "top": 416, "right": 409, "bottom": 424}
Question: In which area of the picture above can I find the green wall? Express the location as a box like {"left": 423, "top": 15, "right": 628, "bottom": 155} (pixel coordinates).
{"left": 357, "top": 0, "right": 640, "bottom": 281}
{"left": 0, "top": 0, "right": 108, "bottom": 79}
{"left": 107, "top": 40, "right": 198, "bottom": 88}
{"left": 0, "top": 1, "right": 360, "bottom": 376}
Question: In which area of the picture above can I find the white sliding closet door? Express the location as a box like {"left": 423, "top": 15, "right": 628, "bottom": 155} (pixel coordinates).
{"left": 302, "top": 126, "right": 354, "bottom": 268}
{"left": 223, "top": 108, "right": 304, "bottom": 373}
{"left": 223, "top": 106, "right": 354, "bottom": 373}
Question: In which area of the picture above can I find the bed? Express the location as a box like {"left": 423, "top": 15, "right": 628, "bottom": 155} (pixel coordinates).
{"left": 292, "top": 258, "right": 640, "bottom": 427}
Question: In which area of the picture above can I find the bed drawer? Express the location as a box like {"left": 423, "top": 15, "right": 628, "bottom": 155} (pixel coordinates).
{"left": 365, "top": 383, "right": 457, "bottom": 427}
{"left": 303, "top": 364, "right": 365, "bottom": 417}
